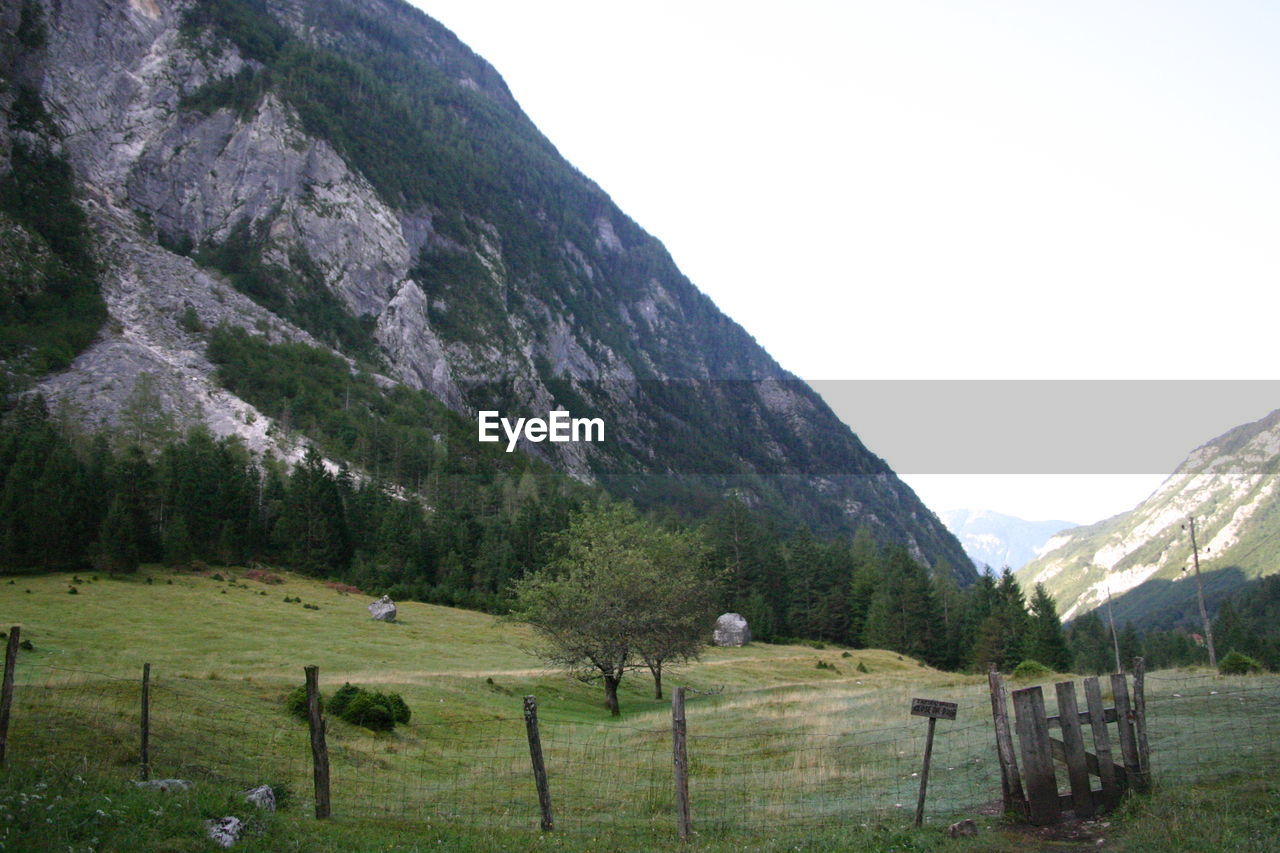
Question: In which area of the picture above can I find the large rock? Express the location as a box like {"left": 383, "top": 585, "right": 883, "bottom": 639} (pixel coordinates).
{"left": 368, "top": 595, "right": 397, "bottom": 622}
{"left": 205, "top": 816, "right": 243, "bottom": 848}
{"left": 712, "top": 613, "right": 751, "bottom": 646}
{"left": 244, "top": 784, "right": 275, "bottom": 812}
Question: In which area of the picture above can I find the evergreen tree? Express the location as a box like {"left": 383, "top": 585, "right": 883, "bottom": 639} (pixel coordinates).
{"left": 1025, "top": 583, "right": 1073, "bottom": 671}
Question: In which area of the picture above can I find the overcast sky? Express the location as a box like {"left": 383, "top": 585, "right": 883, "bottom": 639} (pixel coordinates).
{"left": 412, "top": 1, "right": 1280, "bottom": 524}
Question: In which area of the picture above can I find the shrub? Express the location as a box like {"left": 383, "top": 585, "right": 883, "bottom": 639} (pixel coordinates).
{"left": 284, "top": 685, "right": 315, "bottom": 722}
{"left": 328, "top": 683, "right": 361, "bottom": 718}
{"left": 856, "top": 661, "right": 869, "bottom": 673}
{"left": 1011, "top": 659, "right": 1053, "bottom": 680}
{"left": 1218, "top": 651, "right": 1263, "bottom": 675}
{"left": 342, "top": 693, "right": 394, "bottom": 732}
{"left": 383, "top": 692, "right": 411, "bottom": 724}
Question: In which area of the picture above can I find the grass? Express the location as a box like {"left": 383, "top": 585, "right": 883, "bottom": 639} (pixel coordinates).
{"left": 2, "top": 567, "right": 1279, "bottom": 851}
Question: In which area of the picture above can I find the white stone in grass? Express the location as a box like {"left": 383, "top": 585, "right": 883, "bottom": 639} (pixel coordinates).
{"left": 244, "top": 785, "right": 275, "bottom": 812}
{"left": 368, "top": 595, "right": 397, "bottom": 622}
{"left": 712, "top": 613, "right": 750, "bottom": 646}
{"left": 134, "top": 779, "right": 193, "bottom": 791}
{"left": 205, "top": 816, "right": 243, "bottom": 848}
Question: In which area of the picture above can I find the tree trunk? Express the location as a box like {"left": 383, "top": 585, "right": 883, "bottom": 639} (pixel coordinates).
{"left": 603, "top": 674, "right": 621, "bottom": 716}
{"left": 650, "top": 661, "right": 663, "bottom": 700}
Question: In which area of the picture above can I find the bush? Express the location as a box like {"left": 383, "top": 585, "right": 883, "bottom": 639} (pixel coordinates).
{"left": 1011, "top": 659, "right": 1053, "bottom": 680}
{"left": 1218, "top": 651, "right": 1263, "bottom": 675}
{"left": 328, "top": 683, "right": 361, "bottom": 718}
{"left": 284, "top": 685, "right": 315, "bottom": 722}
{"left": 384, "top": 692, "right": 411, "bottom": 724}
{"left": 342, "top": 693, "right": 394, "bottom": 732}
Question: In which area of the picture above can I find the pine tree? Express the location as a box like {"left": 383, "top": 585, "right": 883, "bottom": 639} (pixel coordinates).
{"left": 1025, "top": 583, "right": 1073, "bottom": 671}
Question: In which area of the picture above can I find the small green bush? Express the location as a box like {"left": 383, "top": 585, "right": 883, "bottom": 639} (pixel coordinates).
{"left": 384, "top": 692, "right": 411, "bottom": 724}
{"left": 343, "top": 693, "right": 394, "bottom": 732}
{"left": 856, "top": 661, "right": 869, "bottom": 673}
{"left": 284, "top": 685, "right": 315, "bottom": 722}
{"left": 1011, "top": 659, "right": 1053, "bottom": 680}
{"left": 328, "top": 683, "right": 360, "bottom": 718}
{"left": 1218, "top": 651, "right": 1263, "bottom": 675}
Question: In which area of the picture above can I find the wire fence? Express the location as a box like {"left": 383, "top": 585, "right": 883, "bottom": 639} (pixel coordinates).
{"left": 4, "top": 658, "right": 1279, "bottom": 843}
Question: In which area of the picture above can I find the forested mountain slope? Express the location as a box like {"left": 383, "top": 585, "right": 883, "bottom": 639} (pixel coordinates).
{"left": 0, "top": 0, "right": 972, "bottom": 579}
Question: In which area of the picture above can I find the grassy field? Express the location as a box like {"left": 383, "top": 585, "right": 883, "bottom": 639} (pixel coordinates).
{"left": 2, "top": 567, "right": 1278, "bottom": 851}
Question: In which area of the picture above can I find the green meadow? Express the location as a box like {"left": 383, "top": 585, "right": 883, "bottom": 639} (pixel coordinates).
{"left": 2, "top": 568, "right": 1277, "bottom": 851}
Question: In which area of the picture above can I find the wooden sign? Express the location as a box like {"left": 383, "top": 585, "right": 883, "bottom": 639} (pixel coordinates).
{"left": 911, "top": 696, "right": 957, "bottom": 826}
{"left": 911, "top": 698, "right": 958, "bottom": 720}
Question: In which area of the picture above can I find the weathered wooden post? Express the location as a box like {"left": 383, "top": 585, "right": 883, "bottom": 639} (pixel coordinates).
{"left": 1054, "top": 681, "right": 1094, "bottom": 818}
{"left": 910, "top": 697, "right": 957, "bottom": 827}
{"left": 988, "top": 665, "right": 1027, "bottom": 817}
{"left": 523, "top": 695, "right": 554, "bottom": 832}
{"left": 140, "top": 662, "right": 151, "bottom": 781}
{"left": 672, "top": 686, "right": 691, "bottom": 840}
{"left": 304, "top": 665, "right": 331, "bottom": 819}
{"left": 1110, "top": 672, "right": 1142, "bottom": 791}
{"left": 1132, "top": 658, "right": 1150, "bottom": 792}
{"left": 0, "top": 627, "right": 18, "bottom": 765}
{"left": 1012, "top": 686, "right": 1059, "bottom": 825}
{"left": 1082, "top": 676, "right": 1120, "bottom": 808}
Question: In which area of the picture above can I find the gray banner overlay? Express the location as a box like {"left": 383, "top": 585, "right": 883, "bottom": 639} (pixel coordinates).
{"left": 812, "top": 380, "right": 1280, "bottom": 474}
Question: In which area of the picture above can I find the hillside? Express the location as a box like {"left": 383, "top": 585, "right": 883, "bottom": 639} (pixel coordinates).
{"left": 0, "top": 0, "right": 972, "bottom": 577}
{"left": 1017, "top": 407, "right": 1280, "bottom": 628}
{"left": 940, "top": 509, "right": 1076, "bottom": 572}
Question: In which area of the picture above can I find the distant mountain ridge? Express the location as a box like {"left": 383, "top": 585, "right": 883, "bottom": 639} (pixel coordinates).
{"left": 1017, "top": 407, "right": 1280, "bottom": 628}
{"left": 940, "top": 509, "right": 1076, "bottom": 572}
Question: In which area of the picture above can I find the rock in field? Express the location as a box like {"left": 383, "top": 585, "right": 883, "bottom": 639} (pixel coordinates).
{"left": 205, "top": 816, "right": 243, "bottom": 848}
{"left": 244, "top": 784, "right": 275, "bottom": 811}
{"left": 712, "top": 613, "right": 751, "bottom": 646}
{"left": 368, "top": 595, "right": 397, "bottom": 622}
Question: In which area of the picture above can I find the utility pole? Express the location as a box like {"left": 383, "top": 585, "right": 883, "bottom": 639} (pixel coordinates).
{"left": 1183, "top": 517, "right": 1217, "bottom": 667}
{"left": 1105, "top": 582, "right": 1122, "bottom": 673}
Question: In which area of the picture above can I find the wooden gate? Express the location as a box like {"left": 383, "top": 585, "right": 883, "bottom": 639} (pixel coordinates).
{"left": 989, "top": 658, "right": 1151, "bottom": 825}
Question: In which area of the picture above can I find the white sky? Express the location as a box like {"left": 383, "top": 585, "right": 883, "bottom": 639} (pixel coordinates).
{"left": 411, "top": 1, "right": 1280, "bottom": 524}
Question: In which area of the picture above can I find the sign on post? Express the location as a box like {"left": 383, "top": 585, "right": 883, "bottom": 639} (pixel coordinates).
{"left": 911, "top": 697, "right": 957, "bottom": 826}
{"left": 911, "top": 698, "right": 958, "bottom": 721}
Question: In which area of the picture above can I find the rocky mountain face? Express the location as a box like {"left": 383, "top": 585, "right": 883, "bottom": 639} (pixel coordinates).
{"left": 940, "top": 509, "right": 1076, "bottom": 573}
{"left": 0, "top": 0, "right": 974, "bottom": 579}
{"left": 1017, "top": 408, "right": 1280, "bottom": 628}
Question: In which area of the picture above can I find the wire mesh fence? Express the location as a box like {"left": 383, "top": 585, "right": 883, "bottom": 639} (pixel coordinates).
{"left": 3, "top": 656, "right": 1279, "bottom": 844}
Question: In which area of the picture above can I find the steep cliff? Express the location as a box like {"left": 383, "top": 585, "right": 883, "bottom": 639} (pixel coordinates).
{"left": 0, "top": 0, "right": 973, "bottom": 578}
{"left": 1017, "top": 408, "right": 1280, "bottom": 627}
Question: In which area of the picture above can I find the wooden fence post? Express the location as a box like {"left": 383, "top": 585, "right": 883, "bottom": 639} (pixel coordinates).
{"left": 0, "top": 627, "right": 18, "bottom": 765}
{"left": 1110, "top": 673, "right": 1141, "bottom": 792}
{"left": 1054, "top": 681, "right": 1094, "bottom": 818}
{"left": 1132, "top": 658, "right": 1150, "bottom": 792}
{"left": 913, "top": 715, "right": 938, "bottom": 827}
{"left": 988, "top": 665, "right": 1027, "bottom": 817}
{"left": 523, "top": 696, "right": 554, "bottom": 832}
{"left": 1083, "top": 676, "right": 1120, "bottom": 808}
{"left": 304, "top": 665, "right": 331, "bottom": 819}
{"left": 672, "top": 686, "right": 691, "bottom": 841}
{"left": 1012, "top": 685, "right": 1058, "bottom": 825}
{"left": 140, "top": 663, "right": 151, "bottom": 781}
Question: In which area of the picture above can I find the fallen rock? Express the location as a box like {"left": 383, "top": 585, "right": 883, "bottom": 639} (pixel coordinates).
{"left": 244, "top": 784, "right": 275, "bottom": 812}
{"left": 368, "top": 595, "right": 397, "bottom": 622}
{"left": 947, "top": 818, "right": 978, "bottom": 838}
{"left": 135, "top": 778, "right": 193, "bottom": 792}
{"left": 205, "top": 816, "right": 243, "bottom": 848}
{"left": 712, "top": 613, "right": 751, "bottom": 646}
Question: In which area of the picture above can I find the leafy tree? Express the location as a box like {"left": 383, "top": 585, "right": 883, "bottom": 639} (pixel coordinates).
{"left": 509, "top": 503, "right": 714, "bottom": 715}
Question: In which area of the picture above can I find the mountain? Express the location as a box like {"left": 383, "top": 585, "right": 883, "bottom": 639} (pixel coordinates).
{"left": 0, "top": 0, "right": 973, "bottom": 578}
{"left": 1017, "top": 408, "right": 1280, "bottom": 629}
{"left": 940, "top": 509, "right": 1076, "bottom": 573}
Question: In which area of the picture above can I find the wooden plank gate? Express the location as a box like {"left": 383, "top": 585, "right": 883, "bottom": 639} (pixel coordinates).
{"left": 988, "top": 658, "right": 1151, "bottom": 825}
